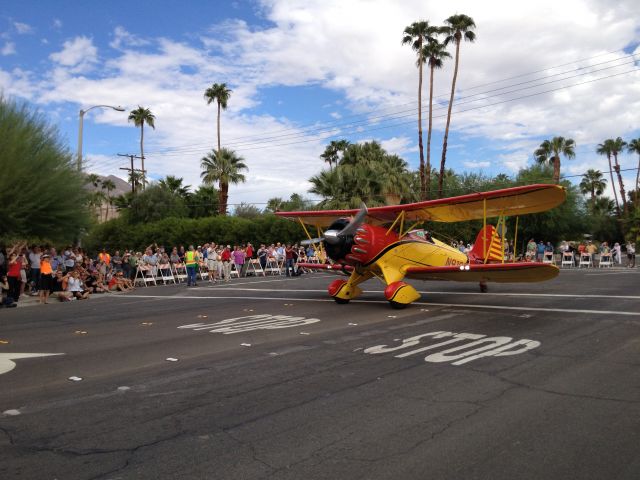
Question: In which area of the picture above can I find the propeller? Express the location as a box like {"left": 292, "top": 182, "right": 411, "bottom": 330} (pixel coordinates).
{"left": 300, "top": 203, "right": 368, "bottom": 246}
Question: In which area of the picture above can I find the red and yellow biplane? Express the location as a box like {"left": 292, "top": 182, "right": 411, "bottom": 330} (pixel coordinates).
{"left": 276, "top": 184, "right": 566, "bottom": 308}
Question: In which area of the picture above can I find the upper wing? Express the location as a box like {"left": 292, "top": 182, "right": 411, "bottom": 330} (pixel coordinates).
{"left": 405, "top": 262, "right": 559, "bottom": 283}
{"left": 275, "top": 184, "right": 566, "bottom": 228}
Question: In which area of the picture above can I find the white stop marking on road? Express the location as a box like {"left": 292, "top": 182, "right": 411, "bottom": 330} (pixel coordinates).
{"left": 178, "top": 314, "right": 320, "bottom": 335}
{"left": 364, "top": 331, "right": 540, "bottom": 365}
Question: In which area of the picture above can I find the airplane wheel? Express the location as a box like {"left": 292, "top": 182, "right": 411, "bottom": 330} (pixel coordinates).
{"left": 389, "top": 300, "right": 408, "bottom": 309}
{"left": 334, "top": 297, "right": 350, "bottom": 304}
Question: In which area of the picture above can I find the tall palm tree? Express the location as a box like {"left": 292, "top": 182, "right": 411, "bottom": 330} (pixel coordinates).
{"left": 534, "top": 136, "right": 576, "bottom": 184}
{"left": 627, "top": 138, "right": 640, "bottom": 204}
{"left": 439, "top": 14, "right": 476, "bottom": 198}
{"left": 579, "top": 169, "right": 606, "bottom": 202}
{"left": 158, "top": 175, "right": 191, "bottom": 198}
{"left": 101, "top": 178, "right": 116, "bottom": 221}
{"left": 424, "top": 39, "right": 450, "bottom": 200}
{"left": 609, "top": 137, "right": 628, "bottom": 213}
{"left": 204, "top": 83, "right": 232, "bottom": 154}
{"left": 402, "top": 21, "right": 439, "bottom": 200}
{"left": 128, "top": 106, "right": 155, "bottom": 190}
{"left": 200, "top": 147, "right": 247, "bottom": 215}
{"left": 320, "top": 139, "right": 350, "bottom": 170}
{"left": 596, "top": 139, "right": 619, "bottom": 215}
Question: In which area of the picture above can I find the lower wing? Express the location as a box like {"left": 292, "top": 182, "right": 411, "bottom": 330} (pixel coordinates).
{"left": 405, "top": 263, "right": 559, "bottom": 283}
{"left": 297, "top": 262, "right": 353, "bottom": 275}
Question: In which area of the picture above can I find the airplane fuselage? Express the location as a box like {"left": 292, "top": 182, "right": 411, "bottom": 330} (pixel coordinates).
{"left": 340, "top": 224, "right": 468, "bottom": 281}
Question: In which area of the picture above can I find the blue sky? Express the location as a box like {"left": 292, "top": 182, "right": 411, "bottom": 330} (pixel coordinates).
{"left": 1, "top": 0, "right": 639, "bottom": 207}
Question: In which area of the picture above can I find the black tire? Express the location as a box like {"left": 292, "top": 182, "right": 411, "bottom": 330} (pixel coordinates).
{"left": 389, "top": 300, "right": 408, "bottom": 309}
{"left": 334, "top": 297, "right": 350, "bottom": 304}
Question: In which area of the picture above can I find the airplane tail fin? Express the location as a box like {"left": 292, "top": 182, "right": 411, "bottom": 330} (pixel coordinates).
{"left": 468, "top": 225, "right": 504, "bottom": 263}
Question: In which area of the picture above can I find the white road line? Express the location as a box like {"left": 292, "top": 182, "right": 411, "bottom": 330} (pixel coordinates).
{"left": 116, "top": 295, "right": 640, "bottom": 316}
{"left": 173, "top": 287, "right": 640, "bottom": 300}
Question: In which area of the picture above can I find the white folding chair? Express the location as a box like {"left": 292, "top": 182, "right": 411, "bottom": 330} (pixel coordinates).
{"left": 173, "top": 263, "right": 187, "bottom": 284}
{"left": 579, "top": 253, "right": 593, "bottom": 268}
{"left": 542, "top": 252, "right": 555, "bottom": 264}
{"left": 265, "top": 257, "right": 280, "bottom": 275}
{"left": 248, "top": 258, "right": 265, "bottom": 277}
{"left": 598, "top": 254, "right": 612, "bottom": 268}
{"left": 561, "top": 252, "right": 574, "bottom": 268}
{"left": 157, "top": 263, "right": 176, "bottom": 284}
{"left": 198, "top": 263, "right": 210, "bottom": 282}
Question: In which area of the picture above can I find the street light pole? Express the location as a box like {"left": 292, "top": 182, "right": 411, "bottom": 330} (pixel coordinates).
{"left": 77, "top": 104, "right": 126, "bottom": 171}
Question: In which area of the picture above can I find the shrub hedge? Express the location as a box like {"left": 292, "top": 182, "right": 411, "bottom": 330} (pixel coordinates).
{"left": 83, "top": 214, "right": 306, "bottom": 253}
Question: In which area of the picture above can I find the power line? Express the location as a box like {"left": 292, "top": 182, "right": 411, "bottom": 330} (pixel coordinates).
{"left": 141, "top": 51, "right": 639, "bottom": 156}
{"left": 145, "top": 67, "right": 639, "bottom": 156}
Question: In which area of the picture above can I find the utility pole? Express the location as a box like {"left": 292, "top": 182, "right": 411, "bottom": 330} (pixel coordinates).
{"left": 118, "top": 153, "right": 145, "bottom": 194}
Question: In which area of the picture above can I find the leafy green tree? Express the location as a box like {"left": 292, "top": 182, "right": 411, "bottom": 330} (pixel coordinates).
{"left": 0, "top": 97, "right": 91, "bottom": 242}
{"left": 128, "top": 106, "right": 156, "bottom": 189}
{"left": 265, "top": 193, "right": 311, "bottom": 213}
{"left": 402, "top": 21, "right": 439, "bottom": 200}
{"left": 234, "top": 202, "right": 262, "bottom": 219}
{"left": 627, "top": 138, "right": 640, "bottom": 205}
{"left": 424, "top": 39, "right": 450, "bottom": 199}
{"left": 512, "top": 164, "right": 584, "bottom": 245}
{"left": 127, "top": 184, "right": 188, "bottom": 224}
{"left": 200, "top": 147, "right": 248, "bottom": 215}
{"left": 204, "top": 83, "right": 232, "bottom": 154}
{"left": 534, "top": 136, "right": 576, "bottom": 184}
{"left": 579, "top": 169, "right": 606, "bottom": 202}
{"left": 439, "top": 13, "right": 476, "bottom": 198}
{"left": 188, "top": 185, "right": 219, "bottom": 218}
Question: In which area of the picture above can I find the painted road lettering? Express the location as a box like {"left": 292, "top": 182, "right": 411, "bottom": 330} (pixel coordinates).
{"left": 178, "top": 314, "right": 320, "bottom": 335}
{"left": 364, "top": 331, "right": 540, "bottom": 366}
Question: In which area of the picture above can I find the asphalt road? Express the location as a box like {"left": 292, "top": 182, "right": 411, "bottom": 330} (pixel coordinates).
{"left": 1, "top": 268, "right": 639, "bottom": 480}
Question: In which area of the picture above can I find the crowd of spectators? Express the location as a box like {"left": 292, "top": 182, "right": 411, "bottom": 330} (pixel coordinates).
{"left": 1, "top": 236, "right": 636, "bottom": 308}
{"left": 0, "top": 241, "right": 317, "bottom": 307}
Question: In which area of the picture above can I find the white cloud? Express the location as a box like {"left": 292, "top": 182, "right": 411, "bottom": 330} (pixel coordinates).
{"left": 1, "top": 42, "right": 16, "bottom": 56}
{"left": 2, "top": 0, "right": 640, "bottom": 205}
{"left": 463, "top": 160, "right": 491, "bottom": 169}
{"left": 14, "top": 22, "right": 33, "bottom": 34}
{"left": 52, "top": 19, "right": 63, "bottom": 29}
{"left": 49, "top": 36, "right": 98, "bottom": 72}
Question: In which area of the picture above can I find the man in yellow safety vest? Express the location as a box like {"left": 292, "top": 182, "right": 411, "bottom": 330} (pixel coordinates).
{"left": 185, "top": 245, "right": 198, "bottom": 287}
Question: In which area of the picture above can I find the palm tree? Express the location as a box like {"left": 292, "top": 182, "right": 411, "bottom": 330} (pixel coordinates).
{"left": 320, "top": 139, "right": 350, "bottom": 170}
{"left": 402, "top": 21, "right": 439, "bottom": 201}
{"left": 200, "top": 147, "right": 247, "bottom": 215}
{"left": 101, "top": 178, "right": 116, "bottom": 221}
{"left": 85, "top": 173, "right": 102, "bottom": 189}
{"left": 596, "top": 139, "right": 620, "bottom": 215}
{"left": 128, "top": 170, "right": 145, "bottom": 192}
{"left": 204, "top": 83, "right": 232, "bottom": 154}
{"left": 424, "top": 39, "right": 450, "bottom": 200}
{"left": 579, "top": 169, "right": 607, "bottom": 201}
{"left": 628, "top": 138, "right": 640, "bottom": 204}
{"left": 610, "top": 137, "right": 628, "bottom": 213}
{"left": 534, "top": 136, "right": 576, "bottom": 184}
{"left": 158, "top": 175, "right": 191, "bottom": 198}
{"left": 128, "top": 106, "right": 156, "bottom": 190}
{"left": 439, "top": 14, "right": 476, "bottom": 198}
